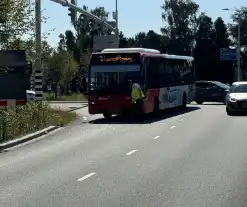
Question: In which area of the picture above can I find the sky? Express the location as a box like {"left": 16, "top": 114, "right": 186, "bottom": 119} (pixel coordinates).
{"left": 42, "top": 0, "right": 245, "bottom": 47}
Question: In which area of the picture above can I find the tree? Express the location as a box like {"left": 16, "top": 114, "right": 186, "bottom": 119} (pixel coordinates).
{"left": 212, "top": 17, "right": 234, "bottom": 83}
{"left": 194, "top": 13, "right": 216, "bottom": 80}
{"left": 145, "top": 30, "right": 169, "bottom": 52}
{"left": 132, "top": 30, "right": 169, "bottom": 52}
{"left": 135, "top": 32, "right": 146, "bottom": 47}
{"left": 119, "top": 31, "right": 128, "bottom": 48}
{"left": 214, "top": 17, "right": 230, "bottom": 48}
{"left": 230, "top": 7, "right": 247, "bottom": 47}
{"left": 46, "top": 49, "right": 77, "bottom": 95}
{"left": 230, "top": 7, "right": 247, "bottom": 80}
{"left": 0, "top": 0, "right": 37, "bottom": 48}
{"left": 161, "top": 0, "right": 199, "bottom": 55}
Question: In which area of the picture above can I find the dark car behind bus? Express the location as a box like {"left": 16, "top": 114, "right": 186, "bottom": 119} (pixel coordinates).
{"left": 195, "top": 80, "right": 230, "bottom": 104}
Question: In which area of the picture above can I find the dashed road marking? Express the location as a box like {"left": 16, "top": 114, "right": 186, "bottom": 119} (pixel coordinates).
{"left": 77, "top": 172, "right": 96, "bottom": 182}
{"left": 153, "top": 136, "right": 160, "bottom": 140}
{"left": 126, "top": 150, "right": 137, "bottom": 155}
{"left": 170, "top": 126, "right": 176, "bottom": 129}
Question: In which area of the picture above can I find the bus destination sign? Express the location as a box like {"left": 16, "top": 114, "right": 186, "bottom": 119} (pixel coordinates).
{"left": 91, "top": 53, "right": 140, "bottom": 65}
{"left": 100, "top": 55, "right": 134, "bottom": 63}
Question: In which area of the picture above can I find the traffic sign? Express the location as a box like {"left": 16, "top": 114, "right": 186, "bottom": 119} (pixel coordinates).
{"left": 93, "top": 35, "right": 118, "bottom": 51}
{"left": 220, "top": 48, "right": 237, "bottom": 60}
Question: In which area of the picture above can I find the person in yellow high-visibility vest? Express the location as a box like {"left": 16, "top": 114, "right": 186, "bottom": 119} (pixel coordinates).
{"left": 131, "top": 82, "right": 145, "bottom": 115}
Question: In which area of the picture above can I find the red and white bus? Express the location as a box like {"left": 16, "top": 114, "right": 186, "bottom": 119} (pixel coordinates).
{"left": 87, "top": 48, "right": 195, "bottom": 119}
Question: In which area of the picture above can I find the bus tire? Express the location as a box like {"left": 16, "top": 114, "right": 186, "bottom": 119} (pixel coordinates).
{"left": 196, "top": 100, "right": 203, "bottom": 104}
{"left": 103, "top": 112, "right": 112, "bottom": 120}
{"left": 182, "top": 93, "right": 187, "bottom": 109}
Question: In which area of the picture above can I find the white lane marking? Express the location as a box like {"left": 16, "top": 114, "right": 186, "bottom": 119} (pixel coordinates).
{"left": 170, "top": 126, "right": 176, "bottom": 129}
{"left": 77, "top": 172, "right": 96, "bottom": 182}
{"left": 126, "top": 150, "right": 137, "bottom": 155}
{"left": 153, "top": 136, "right": 160, "bottom": 140}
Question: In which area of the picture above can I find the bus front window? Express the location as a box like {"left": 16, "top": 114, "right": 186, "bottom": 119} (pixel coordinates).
{"left": 89, "top": 53, "right": 141, "bottom": 94}
{"left": 89, "top": 70, "right": 140, "bottom": 94}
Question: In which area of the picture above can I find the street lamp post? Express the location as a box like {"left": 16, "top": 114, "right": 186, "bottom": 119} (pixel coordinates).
{"left": 222, "top": 8, "right": 241, "bottom": 81}
{"left": 115, "top": 0, "right": 119, "bottom": 47}
{"left": 237, "top": 21, "right": 241, "bottom": 81}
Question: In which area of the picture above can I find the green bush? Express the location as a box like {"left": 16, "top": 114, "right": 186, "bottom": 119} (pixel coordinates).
{"left": 0, "top": 102, "right": 77, "bottom": 142}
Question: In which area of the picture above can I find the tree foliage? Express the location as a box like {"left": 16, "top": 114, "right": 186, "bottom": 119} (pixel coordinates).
{"left": 161, "top": 0, "right": 199, "bottom": 55}
{"left": 4, "top": 1, "right": 247, "bottom": 94}
{"left": 0, "top": 0, "right": 35, "bottom": 48}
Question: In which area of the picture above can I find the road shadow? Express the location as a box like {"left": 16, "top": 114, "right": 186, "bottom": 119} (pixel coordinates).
{"left": 229, "top": 112, "right": 247, "bottom": 116}
{"left": 190, "top": 103, "right": 224, "bottom": 106}
{"left": 89, "top": 106, "right": 200, "bottom": 125}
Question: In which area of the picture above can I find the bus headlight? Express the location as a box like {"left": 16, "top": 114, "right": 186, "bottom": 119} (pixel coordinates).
{"left": 229, "top": 97, "right": 237, "bottom": 102}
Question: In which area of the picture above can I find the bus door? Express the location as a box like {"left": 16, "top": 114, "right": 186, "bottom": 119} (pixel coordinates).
{"left": 141, "top": 55, "right": 148, "bottom": 90}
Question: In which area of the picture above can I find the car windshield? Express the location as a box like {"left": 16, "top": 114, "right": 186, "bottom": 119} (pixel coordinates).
{"left": 212, "top": 81, "right": 230, "bottom": 90}
{"left": 230, "top": 84, "right": 247, "bottom": 93}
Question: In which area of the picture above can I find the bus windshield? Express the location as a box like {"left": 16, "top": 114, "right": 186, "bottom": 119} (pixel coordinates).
{"left": 89, "top": 53, "right": 141, "bottom": 94}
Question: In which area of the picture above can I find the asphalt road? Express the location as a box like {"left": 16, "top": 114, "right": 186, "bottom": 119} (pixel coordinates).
{"left": 1, "top": 103, "right": 247, "bottom": 206}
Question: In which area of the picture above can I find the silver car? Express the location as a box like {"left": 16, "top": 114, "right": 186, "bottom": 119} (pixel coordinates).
{"left": 226, "top": 81, "right": 247, "bottom": 115}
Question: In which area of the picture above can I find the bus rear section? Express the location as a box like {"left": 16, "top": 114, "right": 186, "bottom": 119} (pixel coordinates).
{"left": 88, "top": 51, "right": 143, "bottom": 118}
{"left": 141, "top": 54, "right": 195, "bottom": 113}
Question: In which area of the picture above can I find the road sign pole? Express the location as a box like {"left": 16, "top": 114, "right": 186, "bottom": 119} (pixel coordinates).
{"left": 35, "top": 0, "right": 42, "bottom": 100}
{"left": 237, "top": 22, "right": 241, "bottom": 81}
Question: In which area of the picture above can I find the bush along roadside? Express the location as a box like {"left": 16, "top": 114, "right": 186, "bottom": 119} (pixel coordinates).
{"left": 0, "top": 102, "right": 77, "bottom": 143}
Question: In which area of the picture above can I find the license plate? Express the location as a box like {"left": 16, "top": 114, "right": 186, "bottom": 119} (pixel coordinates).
{"left": 98, "top": 96, "right": 109, "bottom": 100}
{"left": 241, "top": 103, "right": 247, "bottom": 108}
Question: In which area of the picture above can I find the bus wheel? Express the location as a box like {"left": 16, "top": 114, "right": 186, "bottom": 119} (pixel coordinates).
{"left": 103, "top": 112, "right": 112, "bottom": 120}
{"left": 182, "top": 94, "right": 187, "bottom": 108}
{"left": 196, "top": 100, "right": 203, "bottom": 104}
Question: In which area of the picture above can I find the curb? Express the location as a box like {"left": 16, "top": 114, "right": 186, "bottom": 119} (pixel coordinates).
{"left": 47, "top": 101, "right": 88, "bottom": 103}
{"left": 67, "top": 105, "right": 88, "bottom": 112}
{"left": 0, "top": 126, "right": 60, "bottom": 151}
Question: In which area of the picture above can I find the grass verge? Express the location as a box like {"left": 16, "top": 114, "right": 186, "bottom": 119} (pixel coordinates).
{"left": 44, "top": 92, "right": 87, "bottom": 101}
{"left": 0, "top": 102, "right": 77, "bottom": 142}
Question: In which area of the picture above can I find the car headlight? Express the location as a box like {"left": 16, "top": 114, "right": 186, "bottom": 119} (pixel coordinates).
{"left": 229, "top": 97, "right": 237, "bottom": 102}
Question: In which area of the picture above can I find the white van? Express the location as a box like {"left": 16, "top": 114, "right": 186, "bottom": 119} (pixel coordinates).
{"left": 26, "top": 90, "right": 35, "bottom": 101}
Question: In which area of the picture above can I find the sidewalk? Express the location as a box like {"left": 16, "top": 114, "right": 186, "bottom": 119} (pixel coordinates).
{"left": 48, "top": 103, "right": 88, "bottom": 112}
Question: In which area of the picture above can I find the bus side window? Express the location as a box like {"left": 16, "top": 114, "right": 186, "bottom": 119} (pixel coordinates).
{"left": 172, "top": 59, "right": 180, "bottom": 86}
{"left": 147, "top": 57, "right": 160, "bottom": 89}
{"left": 166, "top": 59, "right": 178, "bottom": 86}
{"left": 180, "top": 60, "right": 193, "bottom": 84}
